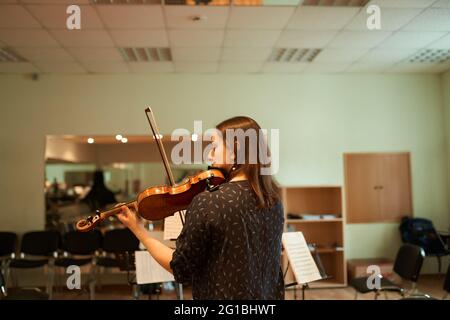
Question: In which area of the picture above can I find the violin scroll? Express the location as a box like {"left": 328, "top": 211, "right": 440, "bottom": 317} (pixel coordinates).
{"left": 76, "top": 211, "right": 101, "bottom": 232}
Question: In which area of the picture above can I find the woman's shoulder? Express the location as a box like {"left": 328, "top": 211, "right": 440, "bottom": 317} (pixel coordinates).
{"left": 190, "top": 181, "right": 250, "bottom": 206}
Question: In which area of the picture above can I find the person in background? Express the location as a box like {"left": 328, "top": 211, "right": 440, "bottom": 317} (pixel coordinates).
{"left": 83, "top": 170, "right": 117, "bottom": 211}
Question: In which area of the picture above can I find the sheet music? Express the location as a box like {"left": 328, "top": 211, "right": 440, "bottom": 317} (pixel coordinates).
{"left": 135, "top": 250, "right": 175, "bottom": 285}
{"left": 282, "top": 232, "right": 322, "bottom": 285}
{"left": 163, "top": 210, "right": 185, "bottom": 240}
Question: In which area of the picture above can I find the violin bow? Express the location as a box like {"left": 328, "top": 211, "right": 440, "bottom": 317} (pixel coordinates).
{"left": 144, "top": 107, "right": 185, "bottom": 225}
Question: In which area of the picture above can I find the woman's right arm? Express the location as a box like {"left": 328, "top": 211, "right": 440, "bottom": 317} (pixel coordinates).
{"left": 118, "top": 205, "right": 174, "bottom": 273}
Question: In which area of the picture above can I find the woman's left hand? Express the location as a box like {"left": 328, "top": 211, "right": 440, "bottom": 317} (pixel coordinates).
{"left": 117, "top": 203, "right": 145, "bottom": 233}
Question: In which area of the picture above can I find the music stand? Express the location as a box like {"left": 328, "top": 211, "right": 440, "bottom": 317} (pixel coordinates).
{"left": 284, "top": 243, "right": 331, "bottom": 300}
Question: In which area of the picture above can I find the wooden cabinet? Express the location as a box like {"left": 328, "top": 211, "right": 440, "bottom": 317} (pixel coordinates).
{"left": 344, "top": 152, "right": 413, "bottom": 224}
{"left": 281, "top": 186, "right": 346, "bottom": 288}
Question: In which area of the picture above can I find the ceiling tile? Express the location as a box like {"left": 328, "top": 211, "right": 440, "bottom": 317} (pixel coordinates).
{"left": 0, "top": 29, "right": 60, "bottom": 47}
{"left": 403, "top": 9, "right": 450, "bottom": 32}
{"left": 0, "top": 5, "right": 41, "bottom": 28}
{"left": 128, "top": 61, "right": 174, "bottom": 73}
{"left": 328, "top": 31, "right": 392, "bottom": 49}
{"left": 304, "top": 62, "right": 350, "bottom": 73}
{"left": 368, "top": 0, "right": 436, "bottom": 8}
{"left": 345, "top": 8, "right": 422, "bottom": 31}
{"left": 34, "top": 61, "right": 86, "bottom": 73}
{"left": 345, "top": 62, "right": 392, "bottom": 73}
{"left": 96, "top": 5, "right": 164, "bottom": 29}
{"left": 227, "top": 7, "right": 295, "bottom": 29}
{"left": 387, "top": 62, "right": 442, "bottom": 73}
{"left": 287, "top": 7, "right": 359, "bottom": 30}
{"left": 219, "top": 61, "right": 263, "bottom": 73}
{"left": 14, "top": 47, "right": 74, "bottom": 61}
{"left": 175, "top": 61, "right": 218, "bottom": 73}
{"left": 377, "top": 31, "right": 446, "bottom": 49}
{"left": 427, "top": 33, "right": 450, "bottom": 49}
{"left": 169, "top": 30, "right": 224, "bottom": 47}
{"left": 26, "top": 4, "right": 103, "bottom": 29}
{"left": 276, "top": 30, "right": 336, "bottom": 48}
{"left": 358, "top": 48, "right": 414, "bottom": 63}
{"left": 261, "top": 62, "right": 307, "bottom": 73}
{"left": 82, "top": 61, "right": 129, "bottom": 73}
{"left": 224, "top": 30, "right": 281, "bottom": 47}
{"left": 314, "top": 48, "right": 368, "bottom": 63}
{"left": 68, "top": 47, "right": 123, "bottom": 62}
{"left": 109, "top": 29, "right": 168, "bottom": 47}
{"left": 0, "top": 0, "right": 19, "bottom": 3}
{"left": 50, "top": 30, "right": 114, "bottom": 47}
{"left": 221, "top": 47, "right": 272, "bottom": 61}
{"left": 433, "top": 0, "right": 450, "bottom": 8}
{"left": 0, "top": 62, "right": 39, "bottom": 73}
{"left": 165, "top": 5, "right": 229, "bottom": 29}
{"left": 171, "top": 47, "right": 221, "bottom": 61}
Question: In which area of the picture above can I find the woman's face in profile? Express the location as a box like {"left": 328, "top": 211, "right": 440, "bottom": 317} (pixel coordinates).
{"left": 207, "top": 130, "right": 234, "bottom": 170}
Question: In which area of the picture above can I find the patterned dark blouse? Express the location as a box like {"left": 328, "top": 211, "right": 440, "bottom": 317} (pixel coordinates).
{"left": 170, "top": 180, "right": 285, "bottom": 300}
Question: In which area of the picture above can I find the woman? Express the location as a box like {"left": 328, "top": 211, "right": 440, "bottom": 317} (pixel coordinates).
{"left": 118, "top": 116, "right": 285, "bottom": 299}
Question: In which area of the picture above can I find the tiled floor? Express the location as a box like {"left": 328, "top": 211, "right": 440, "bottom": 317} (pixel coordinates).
{"left": 40, "top": 274, "right": 448, "bottom": 300}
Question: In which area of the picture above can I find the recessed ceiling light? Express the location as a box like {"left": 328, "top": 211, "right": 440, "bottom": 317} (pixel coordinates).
{"left": 269, "top": 48, "right": 322, "bottom": 63}
{"left": 191, "top": 133, "right": 198, "bottom": 142}
{"left": 153, "top": 134, "right": 163, "bottom": 140}
{"left": 121, "top": 137, "right": 128, "bottom": 143}
{"left": 87, "top": 138, "right": 94, "bottom": 144}
{"left": 409, "top": 49, "right": 450, "bottom": 64}
{"left": 119, "top": 47, "right": 172, "bottom": 62}
{"left": 115, "top": 134, "right": 123, "bottom": 141}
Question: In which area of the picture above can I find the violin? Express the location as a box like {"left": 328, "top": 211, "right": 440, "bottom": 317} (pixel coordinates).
{"left": 76, "top": 107, "right": 225, "bottom": 232}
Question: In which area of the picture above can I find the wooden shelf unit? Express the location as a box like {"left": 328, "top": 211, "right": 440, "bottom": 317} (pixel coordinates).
{"left": 281, "top": 186, "right": 347, "bottom": 288}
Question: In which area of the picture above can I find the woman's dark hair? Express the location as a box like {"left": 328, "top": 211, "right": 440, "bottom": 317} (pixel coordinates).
{"left": 216, "top": 116, "right": 280, "bottom": 209}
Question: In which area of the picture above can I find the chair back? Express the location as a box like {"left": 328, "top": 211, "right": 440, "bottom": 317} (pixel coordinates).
{"left": 0, "top": 232, "right": 17, "bottom": 257}
{"left": 62, "top": 230, "right": 102, "bottom": 255}
{"left": 393, "top": 243, "right": 425, "bottom": 283}
{"left": 20, "top": 231, "right": 60, "bottom": 256}
{"left": 102, "top": 228, "right": 139, "bottom": 253}
{"left": 399, "top": 217, "right": 447, "bottom": 255}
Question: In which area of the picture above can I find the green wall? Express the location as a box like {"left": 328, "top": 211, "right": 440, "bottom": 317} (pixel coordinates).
{"left": 442, "top": 70, "right": 450, "bottom": 232}
{"left": 0, "top": 73, "right": 448, "bottom": 273}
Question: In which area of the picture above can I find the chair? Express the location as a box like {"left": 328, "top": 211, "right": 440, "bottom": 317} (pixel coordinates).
{"left": 0, "top": 269, "right": 48, "bottom": 300}
{"left": 0, "top": 232, "right": 17, "bottom": 258}
{"left": 96, "top": 228, "right": 140, "bottom": 298}
{"left": 400, "top": 217, "right": 450, "bottom": 273}
{"left": 350, "top": 244, "right": 425, "bottom": 299}
{"left": 9, "top": 230, "right": 60, "bottom": 299}
{"left": 54, "top": 230, "right": 102, "bottom": 300}
{"left": 0, "top": 232, "right": 18, "bottom": 287}
{"left": 443, "top": 264, "right": 450, "bottom": 299}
